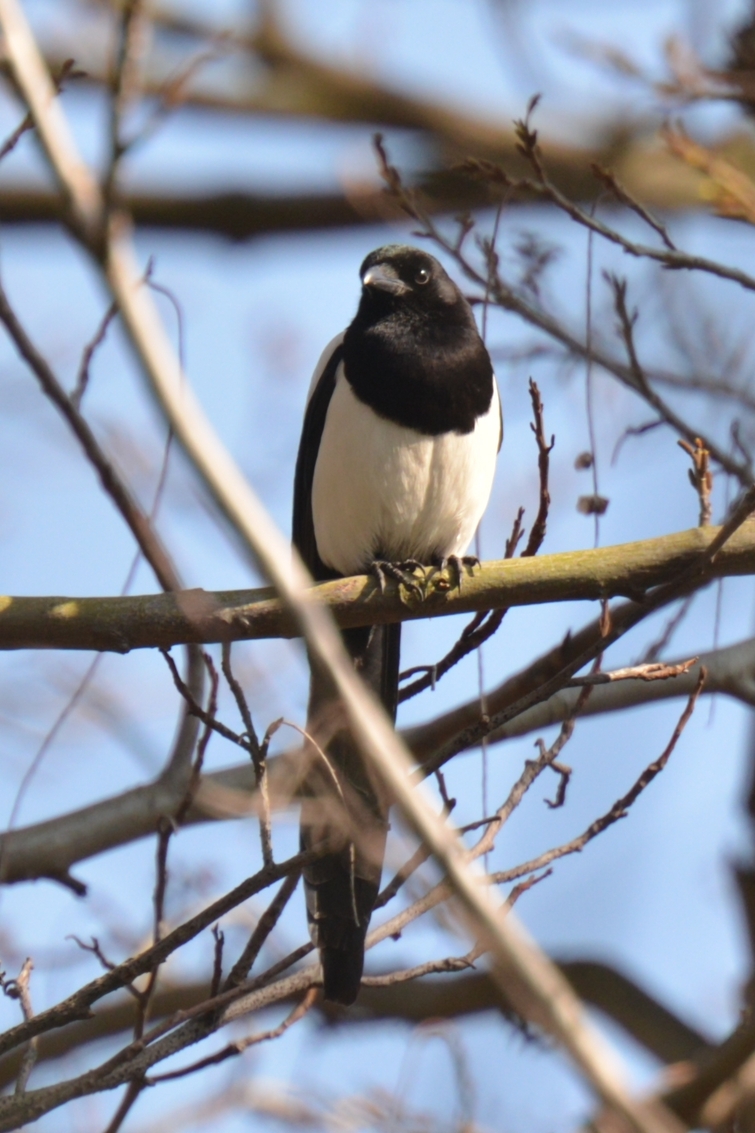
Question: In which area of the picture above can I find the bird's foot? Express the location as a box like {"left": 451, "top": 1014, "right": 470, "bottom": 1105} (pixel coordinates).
{"left": 372, "top": 559, "right": 427, "bottom": 602}
{"left": 435, "top": 555, "right": 480, "bottom": 593}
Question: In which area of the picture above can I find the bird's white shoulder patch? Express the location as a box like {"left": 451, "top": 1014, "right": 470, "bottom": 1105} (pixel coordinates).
{"left": 306, "top": 331, "right": 345, "bottom": 406}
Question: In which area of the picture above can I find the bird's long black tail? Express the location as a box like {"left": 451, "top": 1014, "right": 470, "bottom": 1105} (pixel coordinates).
{"left": 301, "top": 620, "right": 401, "bottom": 1006}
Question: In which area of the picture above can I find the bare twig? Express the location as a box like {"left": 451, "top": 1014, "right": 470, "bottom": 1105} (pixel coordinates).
{"left": 144, "top": 988, "right": 318, "bottom": 1085}
{"left": 472, "top": 678, "right": 596, "bottom": 860}
{"left": 136, "top": 652, "right": 255, "bottom": 1053}
{"left": 605, "top": 273, "right": 742, "bottom": 497}
{"left": 456, "top": 141, "right": 755, "bottom": 293}
{"left": 568, "top": 659, "right": 698, "bottom": 686}
{"left": 151, "top": 827, "right": 172, "bottom": 958}
{"left": 505, "top": 506, "right": 526, "bottom": 557}
{"left": 0, "top": 846, "right": 323, "bottom": 1061}
{"left": 611, "top": 418, "right": 665, "bottom": 465}
{"left": 507, "top": 869, "right": 553, "bottom": 907}
{"left": 104, "top": 0, "right": 148, "bottom": 204}
{"left": 160, "top": 648, "right": 248, "bottom": 752}
{"left": 590, "top": 163, "right": 676, "bottom": 250}
{"left": 102, "top": 1079, "right": 143, "bottom": 1133}
{"left": 601, "top": 667, "right": 705, "bottom": 811}
{"left": 435, "top": 767, "right": 456, "bottom": 815}
{"left": 361, "top": 953, "right": 477, "bottom": 987}
{"left": 175, "top": 655, "right": 218, "bottom": 826}
{"left": 523, "top": 378, "right": 554, "bottom": 557}
{"left": 374, "top": 842, "right": 432, "bottom": 910}
{"left": 492, "top": 667, "right": 706, "bottom": 888}
{"left": 221, "top": 642, "right": 273, "bottom": 866}
{"left": 219, "top": 643, "right": 260, "bottom": 757}
{"left": 66, "top": 938, "right": 140, "bottom": 1005}
{"left": 0, "top": 57, "right": 84, "bottom": 162}
{"left": 640, "top": 597, "right": 695, "bottom": 663}
{"left": 678, "top": 438, "right": 713, "bottom": 526}
{"left": 545, "top": 762, "right": 572, "bottom": 810}
{"left": 1, "top": 960, "right": 37, "bottom": 1093}
{"left": 99, "top": 648, "right": 240, "bottom": 1125}
{"left": 223, "top": 871, "right": 301, "bottom": 991}
{"left": 398, "top": 607, "right": 506, "bottom": 703}
{"left": 209, "top": 927, "right": 224, "bottom": 1000}
{"left": 3, "top": 652, "right": 101, "bottom": 892}
{"left": 72, "top": 299, "right": 119, "bottom": 408}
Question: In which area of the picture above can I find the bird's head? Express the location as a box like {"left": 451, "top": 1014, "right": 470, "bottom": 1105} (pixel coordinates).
{"left": 357, "top": 245, "right": 461, "bottom": 314}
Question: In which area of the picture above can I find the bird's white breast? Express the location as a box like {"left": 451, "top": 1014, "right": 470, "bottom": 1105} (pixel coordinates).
{"left": 312, "top": 364, "right": 500, "bottom": 576}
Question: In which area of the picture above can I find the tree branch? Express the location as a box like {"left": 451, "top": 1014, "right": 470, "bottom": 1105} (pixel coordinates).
{"left": 0, "top": 958, "right": 711, "bottom": 1092}
{"left": 0, "top": 846, "right": 321, "bottom": 1063}
{"left": 1, "top": 524, "right": 755, "bottom": 651}
{"left": 2, "top": 631, "right": 753, "bottom": 888}
{"left": 27, "top": 3, "right": 748, "bottom": 220}
{"left": 408, "top": 633, "right": 755, "bottom": 761}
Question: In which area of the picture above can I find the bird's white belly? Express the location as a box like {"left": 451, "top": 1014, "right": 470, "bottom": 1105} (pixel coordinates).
{"left": 312, "top": 368, "right": 500, "bottom": 576}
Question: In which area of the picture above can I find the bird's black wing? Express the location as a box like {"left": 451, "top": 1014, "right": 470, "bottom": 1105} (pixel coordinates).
{"left": 292, "top": 341, "right": 344, "bottom": 583}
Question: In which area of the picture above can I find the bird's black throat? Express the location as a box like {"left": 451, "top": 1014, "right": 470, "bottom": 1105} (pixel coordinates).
{"left": 343, "top": 300, "right": 494, "bottom": 436}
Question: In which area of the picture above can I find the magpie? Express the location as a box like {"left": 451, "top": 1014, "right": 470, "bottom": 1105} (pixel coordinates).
{"left": 293, "top": 244, "right": 501, "bottom": 1005}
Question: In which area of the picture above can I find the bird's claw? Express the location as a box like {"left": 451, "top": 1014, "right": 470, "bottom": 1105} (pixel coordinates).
{"left": 372, "top": 560, "right": 427, "bottom": 602}
{"left": 435, "top": 555, "right": 480, "bottom": 593}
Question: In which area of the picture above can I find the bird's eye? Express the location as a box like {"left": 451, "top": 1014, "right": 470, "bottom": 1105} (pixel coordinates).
{"left": 415, "top": 268, "right": 430, "bottom": 285}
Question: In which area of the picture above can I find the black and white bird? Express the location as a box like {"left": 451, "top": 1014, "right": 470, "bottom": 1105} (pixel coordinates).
{"left": 293, "top": 244, "right": 501, "bottom": 1005}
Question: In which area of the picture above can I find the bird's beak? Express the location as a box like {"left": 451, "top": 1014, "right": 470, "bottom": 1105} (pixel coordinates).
{"left": 362, "top": 263, "right": 408, "bottom": 295}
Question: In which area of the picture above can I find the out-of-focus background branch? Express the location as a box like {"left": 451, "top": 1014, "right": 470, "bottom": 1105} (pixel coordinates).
{"left": 0, "top": 0, "right": 731, "bottom": 235}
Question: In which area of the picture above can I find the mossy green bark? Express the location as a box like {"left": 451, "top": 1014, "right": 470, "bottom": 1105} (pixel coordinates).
{"left": 1, "top": 522, "right": 752, "bottom": 652}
